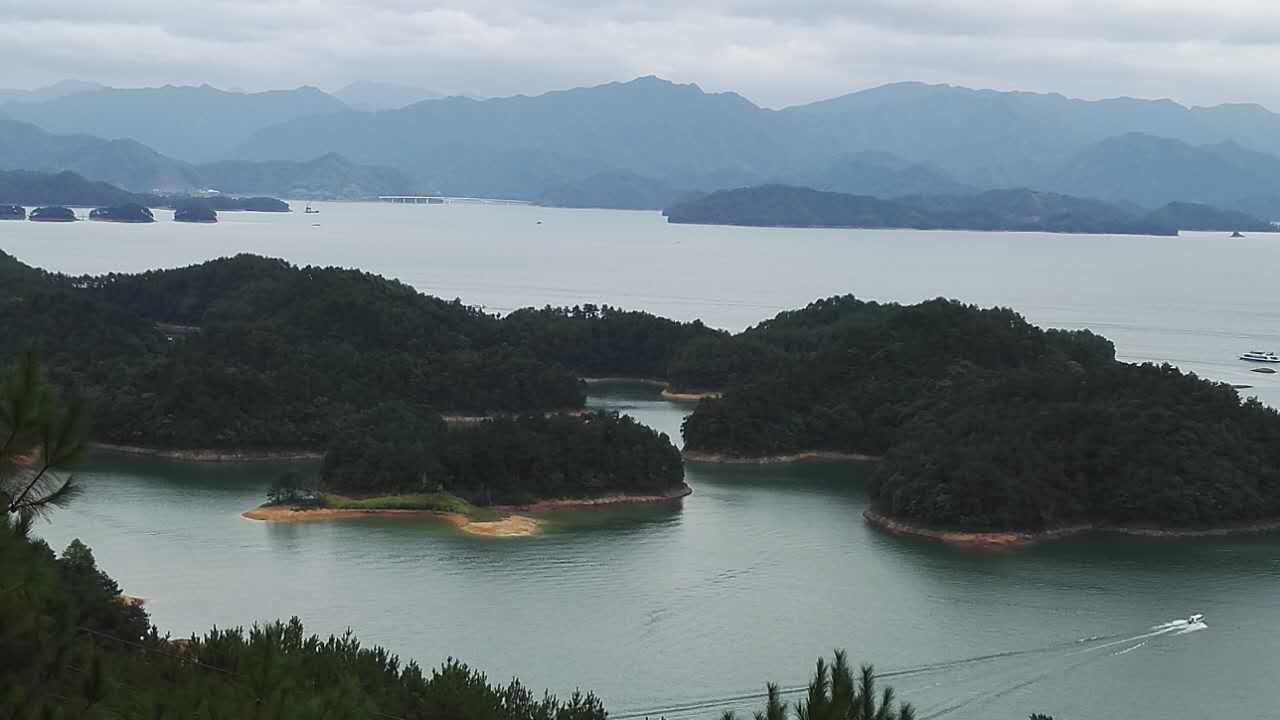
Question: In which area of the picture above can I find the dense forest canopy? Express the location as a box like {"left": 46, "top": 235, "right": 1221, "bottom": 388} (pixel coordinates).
{"left": 0, "top": 252, "right": 711, "bottom": 450}
{"left": 679, "top": 295, "right": 1280, "bottom": 531}
{"left": 8, "top": 246, "right": 1279, "bottom": 531}
{"left": 322, "top": 409, "right": 686, "bottom": 505}
{"left": 3, "top": 252, "right": 586, "bottom": 448}
{"left": 503, "top": 304, "right": 721, "bottom": 379}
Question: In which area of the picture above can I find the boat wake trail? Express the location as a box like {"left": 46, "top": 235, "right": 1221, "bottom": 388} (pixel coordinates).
{"left": 916, "top": 616, "right": 1209, "bottom": 720}
{"left": 613, "top": 617, "right": 1209, "bottom": 720}
{"left": 1112, "top": 642, "right": 1145, "bottom": 656}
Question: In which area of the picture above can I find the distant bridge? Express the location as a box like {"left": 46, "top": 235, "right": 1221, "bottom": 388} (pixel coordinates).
{"left": 378, "top": 196, "right": 535, "bottom": 206}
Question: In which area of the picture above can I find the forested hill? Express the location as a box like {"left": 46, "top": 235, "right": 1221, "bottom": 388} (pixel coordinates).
{"left": 0, "top": 169, "right": 291, "bottom": 211}
{"left": 0, "top": 252, "right": 712, "bottom": 450}
{"left": 0, "top": 169, "right": 139, "bottom": 207}
{"left": 322, "top": 409, "right": 686, "bottom": 505}
{"left": 664, "top": 185, "right": 1272, "bottom": 235}
{"left": 679, "top": 296, "right": 1280, "bottom": 532}
{"left": 3, "top": 252, "right": 569, "bottom": 448}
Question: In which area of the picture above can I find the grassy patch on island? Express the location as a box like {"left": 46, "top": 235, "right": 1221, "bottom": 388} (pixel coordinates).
{"left": 319, "top": 492, "right": 502, "bottom": 521}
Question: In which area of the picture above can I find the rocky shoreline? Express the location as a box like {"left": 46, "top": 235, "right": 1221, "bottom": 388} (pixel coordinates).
{"left": 863, "top": 510, "right": 1280, "bottom": 548}
{"left": 492, "top": 482, "right": 693, "bottom": 512}
{"left": 683, "top": 450, "right": 880, "bottom": 464}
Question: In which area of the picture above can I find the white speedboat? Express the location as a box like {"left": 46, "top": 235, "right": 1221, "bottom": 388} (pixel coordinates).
{"left": 1188, "top": 613, "right": 1205, "bottom": 624}
{"left": 1239, "top": 351, "right": 1280, "bottom": 363}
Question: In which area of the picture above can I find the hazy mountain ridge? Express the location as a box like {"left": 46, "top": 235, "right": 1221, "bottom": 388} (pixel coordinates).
{"left": 0, "top": 117, "right": 411, "bottom": 198}
{"left": 0, "top": 169, "right": 141, "bottom": 206}
{"left": 2, "top": 84, "right": 351, "bottom": 162}
{"left": 233, "top": 76, "right": 836, "bottom": 198}
{"left": 0, "top": 80, "right": 105, "bottom": 104}
{"left": 195, "top": 153, "right": 418, "bottom": 199}
{"left": 664, "top": 185, "right": 1270, "bottom": 235}
{"left": 228, "top": 76, "right": 1280, "bottom": 208}
{"left": 11, "top": 76, "right": 1280, "bottom": 212}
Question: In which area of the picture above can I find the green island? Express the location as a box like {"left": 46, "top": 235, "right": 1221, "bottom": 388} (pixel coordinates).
{"left": 251, "top": 410, "right": 688, "bottom": 535}
{"left": 677, "top": 295, "right": 1280, "bottom": 542}
{"left": 173, "top": 206, "right": 218, "bottom": 223}
{"left": 0, "top": 360, "right": 917, "bottom": 718}
{"left": 89, "top": 202, "right": 155, "bottom": 223}
{"left": 171, "top": 195, "right": 290, "bottom": 212}
{"left": 2, "top": 251, "right": 703, "bottom": 519}
{"left": 9, "top": 247, "right": 1280, "bottom": 542}
{"left": 0, "top": 360, "right": 921, "bottom": 718}
{"left": 28, "top": 205, "right": 76, "bottom": 222}
{"left": 664, "top": 184, "right": 1275, "bottom": 235}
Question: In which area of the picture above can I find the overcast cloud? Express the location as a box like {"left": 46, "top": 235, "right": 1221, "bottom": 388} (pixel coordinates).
{"left": 4, "top": 0, "right": 1280, "bottom": 108}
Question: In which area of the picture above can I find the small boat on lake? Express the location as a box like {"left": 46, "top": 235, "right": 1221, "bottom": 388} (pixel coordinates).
{"left": 1252, "top": 367, "right": 1277, "bottom": 374}
{"left": 304, "top": 203, "right": 320, "bottom": 214}
{"left": 1188, "top": 613, "right": 1205, "bottom": 624}
{"left": 1239, "top": 351, "right": 1280, "bottom": 363}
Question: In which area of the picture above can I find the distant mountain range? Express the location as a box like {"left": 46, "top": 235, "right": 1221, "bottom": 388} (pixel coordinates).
{"left": 664, "top": 185, "right": 1274, "bottom": 235}
{"left": 0, "top": 80, "right": 104, "bottom": 104}
{"left": 0, "top": 116, "right": 415, "bottom": 198}
{"left": 9, "top": 76, "right": 1280, "bottom": 216}
{"left": 1, "top": 84, "right": 349, "bottom": 162}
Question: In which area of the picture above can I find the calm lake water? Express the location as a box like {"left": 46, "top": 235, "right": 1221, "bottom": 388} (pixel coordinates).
{"left": 6, "top": 204, "right": 1280, "bottom": 718}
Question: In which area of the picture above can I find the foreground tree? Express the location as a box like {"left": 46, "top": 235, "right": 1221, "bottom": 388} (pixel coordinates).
{"left": 728, "top": 651, "right": 914, "bottom": 720}
{"left": 0, "top": 353, "right": 89, "bottom": 533}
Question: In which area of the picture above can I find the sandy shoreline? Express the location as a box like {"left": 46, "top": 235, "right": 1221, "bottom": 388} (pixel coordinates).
{"left": 684, "top": 450, "right": 881, "bottom": 464}
{"left": 92, "top": 443, "right": 322, "bottom": 462}
{"left": 863, "top": 511, "right": 1280, "bottom": 549}
{"left": 241, "top": 484, "right": 693, "bottom": 537}
{"left": 241, "top": 506, "right": 544, "bottom": 537}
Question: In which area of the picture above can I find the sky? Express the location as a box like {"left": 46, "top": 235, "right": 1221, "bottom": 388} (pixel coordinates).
{"left": 4, "top": 0, "right": 1280, "bottom": 109}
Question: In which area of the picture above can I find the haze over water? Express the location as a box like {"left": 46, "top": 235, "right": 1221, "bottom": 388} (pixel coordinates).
{"left": 7, "top": 203, "right": 1280, "bottom": 718}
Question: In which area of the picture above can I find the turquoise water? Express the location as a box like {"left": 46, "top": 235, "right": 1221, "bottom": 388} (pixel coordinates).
{"left": 31, "top": 386, "right": 1280, "bottom": 720}
{"left": 6, "top": 205, "right": 1280, "bottom": 717}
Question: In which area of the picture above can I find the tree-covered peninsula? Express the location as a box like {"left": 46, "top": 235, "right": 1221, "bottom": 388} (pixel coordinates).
{"left": 0, "top": 252, "right": 708, "bottom": 456}
{"left": 679, "top": 296, "right": 1280, "bottom": 534}
{"left": 664, "top": 184, "right": 1275, "bottom": 235}
{"left": 1, "top": 252, "right": 583, "bottom": 450}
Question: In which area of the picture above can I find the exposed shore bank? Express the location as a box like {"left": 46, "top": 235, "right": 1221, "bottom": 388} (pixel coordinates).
{"left": 492, "top": 482, "right": 693, "bottom": 512}
{"left": 863, "top": 511, "right": 1280, "bottom": 549}
{"left": 241, "top": 506, "right": 541, "bottom": 537}
{"left": 684, "top": 450, "right": 880, "bottom": 464}
{"left": 441, "top": 408, "right": 588, "bottom": 424}
{"left": 242, "top": 483, "right": 693, "bottom": 537}
{"left": 92, "top": 443, "right": 322, "bottom": 463}
{"left": 580, "top": 377, "right": 669, "bottom": 387}
{"left": 660, "top": 389, "right": 721, "bottom": 402}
